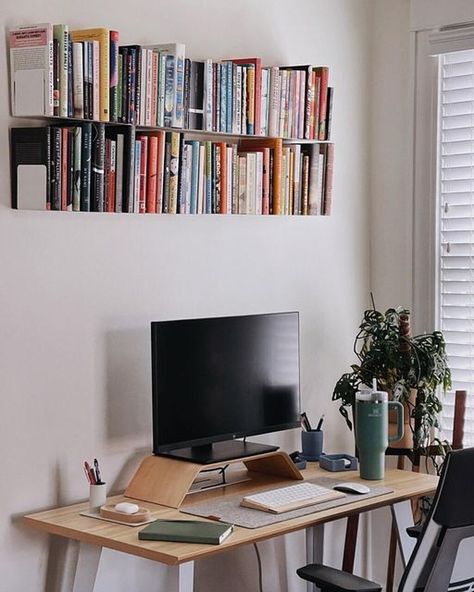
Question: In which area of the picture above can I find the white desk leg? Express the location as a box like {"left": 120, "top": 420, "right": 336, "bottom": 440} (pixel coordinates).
{"left": 167, "top": 562, "right": 195, "bottom": 592}
{"left": 306, "top": 524, "right": 324, "bottom": 592}
{"left": 72, "top": 543, "right": 102, "bottom": 592}
{"left": 391, "top": 501, "right": 417, "bottom": 568}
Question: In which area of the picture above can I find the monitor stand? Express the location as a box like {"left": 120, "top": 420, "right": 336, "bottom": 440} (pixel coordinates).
{"left": 159, "top": 440, "right": 279, "bottom": 464}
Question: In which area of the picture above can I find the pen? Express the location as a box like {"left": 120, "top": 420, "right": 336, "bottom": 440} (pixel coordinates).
{"left": 301, "top": 412, "right": 312, "bottom": 431}
{"left": 94, "top": 459, "right": 102, "bottom": 485}
{"left": 316, "top": 415, "right": 325, "bottom": 431}
{"left": 83, "top": 465, "right": 92, "bottom": 484}
{"left": 84, "top": 461, "right": 96, "bottom": 485}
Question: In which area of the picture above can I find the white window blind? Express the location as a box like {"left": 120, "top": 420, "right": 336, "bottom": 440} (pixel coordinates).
{"left": 439, "top": 49, "right": 474, "bottom": 446}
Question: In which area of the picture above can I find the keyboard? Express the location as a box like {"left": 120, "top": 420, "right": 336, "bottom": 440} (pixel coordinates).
{"left": 240, "top": 482, "right": 346, "bottom": 514}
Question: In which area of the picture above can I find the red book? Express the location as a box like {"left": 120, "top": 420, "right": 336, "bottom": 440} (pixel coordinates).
{"left": 61, "top": 127, "right": 68, "bottom": 211}
{"left": 232, "top": 58, "right": 261, "bottom": 136}
{"left": 323, "top": 143, "right": 334, "bottom": 215}
{"left": 156, "top": 131, "right": 166, "bottom": 213}
{"left": 314, "top": 67, "right": 329, "bottom": 141}
{"left": 105, "top": 139, "right": 117, "bottom": 213}
{"left": 138, "top": 136, "right": 148, "bottom": 213}
{"left": 146, "top": 135, "right": 159, "bottom": 213}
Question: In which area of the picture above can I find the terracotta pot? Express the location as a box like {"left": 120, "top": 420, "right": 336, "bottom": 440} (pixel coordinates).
{"left": 388, "top": 388, "right": 417, "bottom": 449}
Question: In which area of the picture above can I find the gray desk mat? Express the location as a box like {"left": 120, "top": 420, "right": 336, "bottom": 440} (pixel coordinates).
{"left": 182, "top": 477, "right": 393, "bottom": 529}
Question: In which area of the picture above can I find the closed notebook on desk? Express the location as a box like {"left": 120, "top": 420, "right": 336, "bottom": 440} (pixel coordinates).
{"left": 138, "top": 519, "right": 233, "bottom": 545}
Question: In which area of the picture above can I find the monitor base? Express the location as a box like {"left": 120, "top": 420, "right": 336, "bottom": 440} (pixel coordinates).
{"left": 158, "top": 440, "right": 279, "bottom": 464}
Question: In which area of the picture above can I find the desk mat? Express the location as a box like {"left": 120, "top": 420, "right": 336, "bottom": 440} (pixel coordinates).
{"left": 181, "top": 477, "right": 393, "bottom": 529}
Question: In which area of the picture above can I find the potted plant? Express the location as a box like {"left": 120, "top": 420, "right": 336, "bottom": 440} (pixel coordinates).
{"left": 333, "top": 302, "right": 451, "bottom": 462}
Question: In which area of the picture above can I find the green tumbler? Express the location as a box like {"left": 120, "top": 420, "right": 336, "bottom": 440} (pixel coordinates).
{"left": 355, "top": 390, "right": 404, "bottom": 480}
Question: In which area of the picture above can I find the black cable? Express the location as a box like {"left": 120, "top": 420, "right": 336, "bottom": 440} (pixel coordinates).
{"left": 253, "top": 543, "right": 263, "bottom": 592}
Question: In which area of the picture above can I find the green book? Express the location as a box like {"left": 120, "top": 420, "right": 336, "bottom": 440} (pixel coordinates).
{"left": 138, "top": 519, "right": 233, "bottom": 545}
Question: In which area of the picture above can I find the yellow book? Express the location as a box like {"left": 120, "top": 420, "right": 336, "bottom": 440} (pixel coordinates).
{"left": 288, "top": 150, "right": 294, "bottom": 215}
{"left": 246, "top": 66, "right": 255, "bottom": 135}
{"left": 168, "top": 132, "right": 180, "bottom": 214}
{"left": 70, "top": 28, "right": 109, "bottom": 122}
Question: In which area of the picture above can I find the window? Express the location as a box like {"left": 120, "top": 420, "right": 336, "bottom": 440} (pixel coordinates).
{"left": 438, "top": 49, "right": 474, "bottom": 446}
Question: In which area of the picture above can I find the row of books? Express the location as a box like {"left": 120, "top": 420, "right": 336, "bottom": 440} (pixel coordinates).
{"left": 11, "top": 127, "right": 334, "bottom": 215}
{"left": 9, "top": 23, "right": 332, "bottom": 140}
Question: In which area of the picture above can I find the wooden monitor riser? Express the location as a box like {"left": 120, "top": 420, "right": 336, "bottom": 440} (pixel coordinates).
{"left": 124, "top": 451, "right": 303, "bottom": 509}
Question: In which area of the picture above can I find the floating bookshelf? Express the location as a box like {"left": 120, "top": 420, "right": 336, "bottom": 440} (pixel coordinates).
{"left": 8, "top": 23, "right": 334, "bottom": 216}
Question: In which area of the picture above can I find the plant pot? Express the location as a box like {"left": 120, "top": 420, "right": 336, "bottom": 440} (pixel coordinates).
{"left": 388, "top": 388, "right": 417, "bottom": 449}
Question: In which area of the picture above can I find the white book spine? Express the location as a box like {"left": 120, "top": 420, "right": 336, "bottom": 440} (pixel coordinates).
{"left": 255, "top": 151, "right": 263, "bottom": 215}
{"left": 226, "top": 146, "right": 233, "bottom": 213}
{"left": 290, "top": 145, "right": 301, "bottom": 214}
{"left": 241, "top": 67, "right": 247, "bottom": 135}
{"left": 139, "top": 49, "right": 146, "bottom": 126}
{"left": 204, "top": 59, "right": 213, "bottom": 132}
{"left": 298, "top": 71, "right": 306, "bottom": 139}
{"left": 268, "top": 67, "right": 280, "bottom": 137}
{"left": 246, "top": 153, "right": 256, "bottom": 215}
{"left": 9, "top": 23, "right": 54, "bottom": 116}
{"left": 260, "top": 68, "right": 269, "bottom": 136}
{"left": 235, "top": 66, "right": 242, "bottom": 135}
{"left": 72, "top": 42, "right": 84, "bottom": 118}
{"left": 293, "top": 71, "right": 300, "bottom": 139}
{"left": 157, "top": 53, "right": 166, "bottom": 127}
{"left": 115, "top": 134, "right": 124, "bottom": 213}
{"left": 92, "top": 40, "right": 100, "bottom": 120}
{"left": 287, "top": 71, "right": 294, "bottom": 139}
{"left": 308, "top": 145, "right": 319, "bottom": 215}
{"left": 238, "top": 156, "right": 247, "bottom": 214}
{"left": 278, "top": 71, "right": 287, "bottom": 138}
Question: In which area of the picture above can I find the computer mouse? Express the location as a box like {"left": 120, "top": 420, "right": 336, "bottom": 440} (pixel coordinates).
{"left": 333, "top": 482, "right": 370, "bottom": 495}
{"left": 114, "top": 502, "right": 140, "bottom": 514}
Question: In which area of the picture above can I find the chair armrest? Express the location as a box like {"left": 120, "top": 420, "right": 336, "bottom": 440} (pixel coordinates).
{"left": 296, "top": 564, "right": 382, "bottom": 592}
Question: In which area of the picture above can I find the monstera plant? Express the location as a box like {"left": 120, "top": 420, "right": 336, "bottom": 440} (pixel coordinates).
{"left": 333, "top": 302, "right": 451, "bottom": 457}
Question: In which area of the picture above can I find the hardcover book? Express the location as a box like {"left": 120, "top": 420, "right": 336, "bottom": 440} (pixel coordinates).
{"left": 138, "top": 520, "right": 233, "bottom": 545}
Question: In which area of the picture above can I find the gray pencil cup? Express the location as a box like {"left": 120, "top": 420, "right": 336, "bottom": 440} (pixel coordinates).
{"left": 301, "top": 430, "right": 324, "bottom": 461}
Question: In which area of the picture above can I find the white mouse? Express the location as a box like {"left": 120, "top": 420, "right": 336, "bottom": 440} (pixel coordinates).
{"left": 333, "top": 482, "right": 370, "bottom": 495}
{"left": 114, "top": 502, "right": 140, "bottom": 514}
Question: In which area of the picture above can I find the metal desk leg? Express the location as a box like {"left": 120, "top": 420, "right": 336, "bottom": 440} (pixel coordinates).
{"left": 391, "top": 501, "right": 417, "bottom": 568}
{"left": 72, "top": 543, "right": 102, "bottom": 592}
{"left": 306, "top": 524, "right": 325, "bottom": 592}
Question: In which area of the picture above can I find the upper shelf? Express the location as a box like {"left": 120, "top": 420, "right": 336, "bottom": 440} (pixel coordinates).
{"left": 10, "top": 115, "right": 332, "bottom": 144}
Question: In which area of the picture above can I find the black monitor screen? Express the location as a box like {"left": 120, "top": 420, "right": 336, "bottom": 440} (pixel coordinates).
{"left": 151, "top": 312, "right": 301, "bottom": 452}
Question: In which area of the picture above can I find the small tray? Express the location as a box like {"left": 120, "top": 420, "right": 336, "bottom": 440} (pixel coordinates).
{"left": 319, "top": 454, "right": 358, "bottom": 472}
{"left": 99, "top": 504, "right": 152, "bottom": 524}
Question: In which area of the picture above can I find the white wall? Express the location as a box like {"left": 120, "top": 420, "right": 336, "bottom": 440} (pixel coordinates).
{"left": 0, "top": 1, "right": 374, "bottom": 591}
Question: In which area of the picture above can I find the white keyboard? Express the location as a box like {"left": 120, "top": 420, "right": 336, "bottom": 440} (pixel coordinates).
{"left": 240, "top": 482, "right": 346, "bottom": 514}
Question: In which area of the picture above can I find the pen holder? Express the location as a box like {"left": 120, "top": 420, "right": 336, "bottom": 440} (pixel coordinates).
{"left": 301, "top": 430, "right": 323, "bottom": 461}
{"left": 89, "top": 483, "right": 107, "bottom": 512}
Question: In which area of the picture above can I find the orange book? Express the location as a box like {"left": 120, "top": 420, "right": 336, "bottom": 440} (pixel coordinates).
{"left": 239, "top": 138, "right": 282, "bottom": 214}
{"left": 146, "top": 135, "right": 159, "bottom": 213}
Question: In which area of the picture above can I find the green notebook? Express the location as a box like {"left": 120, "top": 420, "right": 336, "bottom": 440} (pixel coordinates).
{"left": 138, "top": 519, "right": 234, "bottom": 545}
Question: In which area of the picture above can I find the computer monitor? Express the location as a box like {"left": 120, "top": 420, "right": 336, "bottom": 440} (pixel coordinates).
{"left": 151, "top": 312, "right": 301, "bottom": 464}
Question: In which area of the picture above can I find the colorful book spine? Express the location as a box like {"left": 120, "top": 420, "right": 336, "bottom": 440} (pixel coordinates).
{"left": 91, "top": 122, "right": 105, "bottom": 211}
{"left": 146, "top": 135, "right": 159, "bottom": 213}
{"left": 72, "top": 43, "right": 84, "bottom": 118}
{"left": 53, "top": 25, "right": 69, "bottom": 118}
{"left": 168, "top": 132, "right": 180, "bottom": 213}
{"left": 80, "top": 122, "right": 92, "bottom": 211}
{"left": 72, "top": 126, "right": 82, "bottom": 211}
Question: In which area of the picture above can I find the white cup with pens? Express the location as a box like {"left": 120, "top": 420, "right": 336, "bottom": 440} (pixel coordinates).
{"left": 84, "top": 459, "right": 106, "bottom": 511}
{"left": 301, "top": 413, "right": 324, "bottom": 461}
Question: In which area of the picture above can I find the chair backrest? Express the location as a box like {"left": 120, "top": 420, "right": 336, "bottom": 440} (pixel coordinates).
{"left": 399, "top": 447, "right": 474, "bottom": 592}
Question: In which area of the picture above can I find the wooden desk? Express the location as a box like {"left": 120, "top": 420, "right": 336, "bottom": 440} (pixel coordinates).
{"left": 24, "top": 465, "right": 438, "bottom": 592}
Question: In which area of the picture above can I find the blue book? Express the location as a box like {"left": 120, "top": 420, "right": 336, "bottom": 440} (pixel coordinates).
{"left": 164, "top": 54, "right": 175, "bottom": 128}
{"left": 134, "top": 140, "right": 141, "bottom": 213}
{"left": 226, "top": 61, "right": 233, "bottom": 133}
{"left": 189, "top": 141, "right": 199, "bottom": 214}
{"left": 220, "top": 64, "right": 227, "bottom": 133}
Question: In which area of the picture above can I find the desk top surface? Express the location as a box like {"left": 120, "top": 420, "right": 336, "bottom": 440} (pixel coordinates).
{"left": 23, "top": 465, "right": 438, "bottom": 566}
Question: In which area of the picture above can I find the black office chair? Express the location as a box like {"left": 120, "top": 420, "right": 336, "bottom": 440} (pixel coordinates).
{"left": 297, "top": 447, "right": 474, "bottom": 592}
